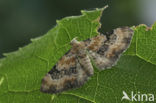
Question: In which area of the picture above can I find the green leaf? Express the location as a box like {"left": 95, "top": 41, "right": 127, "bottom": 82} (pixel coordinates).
{"left": 0, "top": 6, "right": 156, "bottom": 103}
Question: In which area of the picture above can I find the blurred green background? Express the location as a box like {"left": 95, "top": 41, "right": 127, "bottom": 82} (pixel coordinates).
{"left": 0, "top": 0, "right": 156, "bottom": 58}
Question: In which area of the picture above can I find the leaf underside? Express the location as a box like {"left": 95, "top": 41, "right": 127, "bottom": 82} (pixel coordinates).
{"left": 0, "top": 6, "right": 156, "bottom": 103}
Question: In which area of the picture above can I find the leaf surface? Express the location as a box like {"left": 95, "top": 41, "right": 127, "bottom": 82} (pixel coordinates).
{"left": 0, "top": 6, "right": 156, "bottom": 103}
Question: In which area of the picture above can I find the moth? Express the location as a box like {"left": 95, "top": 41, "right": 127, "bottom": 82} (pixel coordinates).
{"left": 40, "top": 27, "right": 134, "bottom": 94}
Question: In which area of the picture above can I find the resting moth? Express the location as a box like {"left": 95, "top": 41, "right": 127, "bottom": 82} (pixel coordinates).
{"left": 40, "top": 27, "right": 134, "bottom": 94}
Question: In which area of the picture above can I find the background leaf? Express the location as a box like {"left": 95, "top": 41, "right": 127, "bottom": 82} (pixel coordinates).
{"left": 0, "top": 6, "right": 156, "bottom": 103}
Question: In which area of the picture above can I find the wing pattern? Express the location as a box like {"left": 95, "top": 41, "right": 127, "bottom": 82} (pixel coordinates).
{"left": 41, "top": 27, "right": 133, "bottom": 93}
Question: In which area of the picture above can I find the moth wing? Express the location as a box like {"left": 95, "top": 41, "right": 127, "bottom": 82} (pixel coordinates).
{"left": 87, "top": 27, "right": 134, "bottom": 70}
{"left": 41, "top": 41, "right": 93, "bottom": 94}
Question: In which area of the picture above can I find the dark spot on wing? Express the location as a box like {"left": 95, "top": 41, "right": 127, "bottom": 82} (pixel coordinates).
{"left": 48, "top": 65, "right": 62, "bottom": 79}
{"left": 64, "top": 80, "right": 74, "bottom": 89}
{"left": 70, "top": 66, "right": 77, "bottom": 74}
{"left": 49, "top": 85, "right": 57, "bottom": 93}
{"left": 97, "top": 44, "right": 109, "bottom": 55}
{"left": 122, "top": 37, "right": 132, "bottom": 44}
{"left": 48, "top": 65, "right": 57, "bottom": 74}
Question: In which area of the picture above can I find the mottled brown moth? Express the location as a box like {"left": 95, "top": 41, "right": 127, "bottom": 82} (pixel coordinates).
{"left": 40, "top": 27, "right": 133, "bottom": 94}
